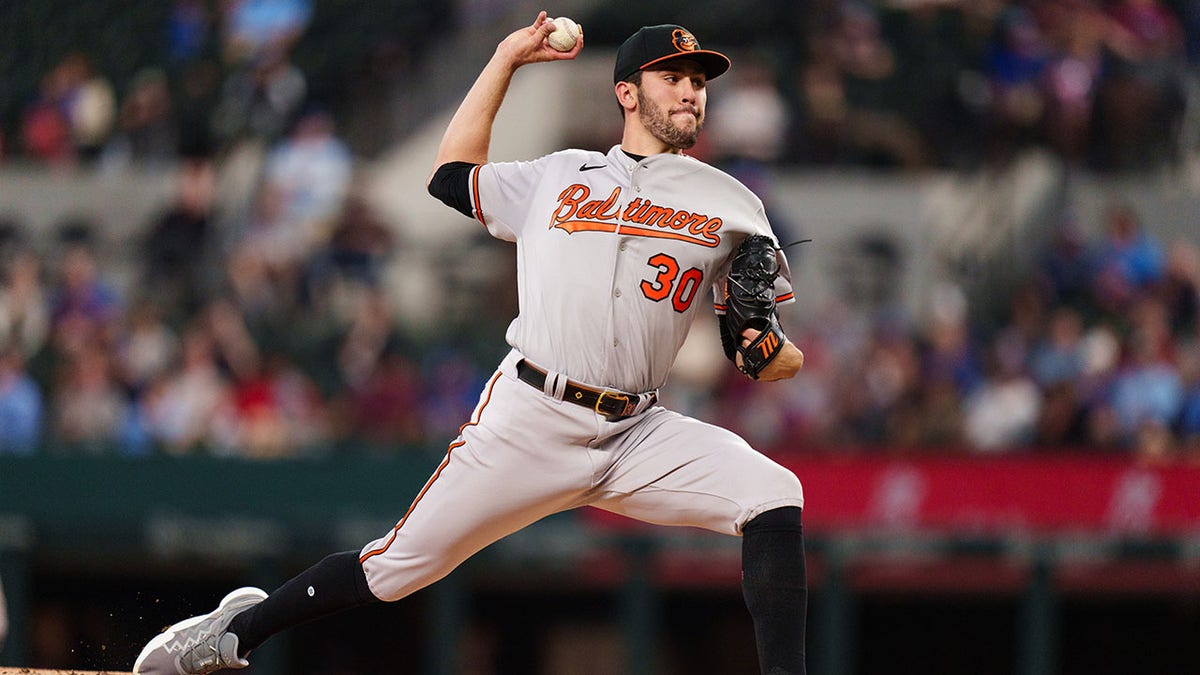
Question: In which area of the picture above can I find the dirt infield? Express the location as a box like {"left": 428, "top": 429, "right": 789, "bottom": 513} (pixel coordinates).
{"left": 0, "top": 669, "right": 132, "bottom": 675}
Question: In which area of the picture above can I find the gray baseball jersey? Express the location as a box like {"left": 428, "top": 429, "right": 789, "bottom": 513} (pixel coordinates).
{"left": 359, "top": 145, "right": 804, "bottom": 601}
{"left": 477, "top": 145, "right": 795, "bottom": 391}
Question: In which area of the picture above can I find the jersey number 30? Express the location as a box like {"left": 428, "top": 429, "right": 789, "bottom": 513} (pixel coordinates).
{"left": 640, "top": 253, "right": 703, "bottom": 313}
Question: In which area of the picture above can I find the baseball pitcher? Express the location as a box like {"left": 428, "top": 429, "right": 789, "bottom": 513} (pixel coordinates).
{"left": 134, "top": 13, "right": 808, "bottom": 675}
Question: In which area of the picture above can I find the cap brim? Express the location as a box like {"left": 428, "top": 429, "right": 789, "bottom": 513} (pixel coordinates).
{"left": 639, "top": 49, "right": 731, "bottom": 80}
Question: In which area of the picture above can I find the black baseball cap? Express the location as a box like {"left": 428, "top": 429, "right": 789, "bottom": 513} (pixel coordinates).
{"left": 613, "top": 24, "right": 731, "bottom": 84}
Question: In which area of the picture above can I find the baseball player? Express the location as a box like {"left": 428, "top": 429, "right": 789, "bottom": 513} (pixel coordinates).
{"left": 134, "top": 13, "right": 808, "bottom": 675}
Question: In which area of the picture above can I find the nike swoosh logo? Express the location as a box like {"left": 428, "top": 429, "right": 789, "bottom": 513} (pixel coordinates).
{"left": 579, "top": 163, "right": 606, "bottom": 172}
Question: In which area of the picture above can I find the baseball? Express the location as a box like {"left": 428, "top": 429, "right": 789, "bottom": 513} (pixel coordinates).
{"left": 546, "top": 16, "right": 580, "bottom": 52}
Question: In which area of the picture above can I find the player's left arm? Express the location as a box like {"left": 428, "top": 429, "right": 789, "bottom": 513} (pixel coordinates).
{"left": 719, "top": 234, "right": 804, "bottom": 382}
{"left": 736, "top": 328, "right": 804, "bottom": 381}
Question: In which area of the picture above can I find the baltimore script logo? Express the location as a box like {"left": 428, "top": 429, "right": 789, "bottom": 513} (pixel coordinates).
{"left": 549, "top": 184, "right": 723, "bottom": 247}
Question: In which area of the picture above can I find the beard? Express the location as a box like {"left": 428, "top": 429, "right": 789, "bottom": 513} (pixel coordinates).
{"left": 637, "top": 88, "right": 702, "bottom": 150}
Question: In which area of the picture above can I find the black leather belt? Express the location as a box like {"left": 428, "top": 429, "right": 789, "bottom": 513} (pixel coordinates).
{"left": 516, "top": 359, "right": 656, "bottom": 420}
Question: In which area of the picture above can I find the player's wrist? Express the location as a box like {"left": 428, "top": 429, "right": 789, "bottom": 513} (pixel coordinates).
{"left": 756, "top": 342, "right": 803, "bottom": 381}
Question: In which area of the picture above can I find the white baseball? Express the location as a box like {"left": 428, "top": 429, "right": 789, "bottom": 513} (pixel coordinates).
{"left": 546, "top": 16, "right": 580, "bottom": 52}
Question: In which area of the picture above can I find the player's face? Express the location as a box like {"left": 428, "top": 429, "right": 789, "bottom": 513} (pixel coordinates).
{"left": 636, "top": 61, "right": 707, "bottom": 150}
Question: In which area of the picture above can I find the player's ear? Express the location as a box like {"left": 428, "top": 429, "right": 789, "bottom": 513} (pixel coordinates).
{"left": 615, "top": 81, "right": 637, "bottom": 113}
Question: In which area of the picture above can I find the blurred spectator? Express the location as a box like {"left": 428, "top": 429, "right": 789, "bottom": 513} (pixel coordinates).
{"left": 51, "top": 343, "right": 129, "bottom": 453}
{"left": 1097, "top": 0, "right": 1186, "bottom": 168}
{"left": 887, "top": 378, "right": 965, "bottom": 449}
{"left": 227, "top": 108, "right": 353, "bottom": 316}
{"left": 139, "top": 326, "right": 235, "bottom": 455}
{"left": 261, "top": 108, "right": 353, "bottom": 242}
{"left": 114, "top": 301, "right": 180, "bottom": 399}
{"left": 226, "top": 184, "right": 308, "bottom": 318}
{"left": 47, "top": 53, "right": 117, "bottom": 162}
{"left": 167, "top": 0, "right": 214, "bottom": 65}
{"left": 304, "top": 281, "right": 407, "bottom": 444}
{"left": 1030, "top": 306, "right": 1087, "bottom": 387}
{"left": 229, "top": 350, "right": 325, "bottom": 458}
{"left": 1088, "top": 202, "right": 1166, "bottom": 313}
{"left": 1106, "top": 0, "right": 1185, "bottom": 79}
{"left": 220, "top": 0, "right": 313, "bottom": 66}
{"left": 963, "top": 330, "right": 1043, "bottom": 450}
{"left": 1077, "top": 321, "right": 1123, "bottom": 399}
{"left": 1187, "top": 0, "right": 1200, "bottom": 67}
{"left": 203, "top": 298, "right": 262, "bottom": 382}
{"left": 719, "top": 371, "right": 808, "bottom": 454}
{"left": 706, "top": 55, "right": 791, "bottom": 166}
{"left": 1037, "top": 380, "right": 1088, "bottom": 447}
{"left": 1176, "top": 337, "right": 1200, "bottom": 449}
{"left": 0, "top": 217, "right": 22, "bottom": 253}
{"left": 0, "top": 345, "right": 43, "bottom": 455}
{"left": 102, "top": 67, "right": 179, "bottom": 168}
{"left": 336, "top": 347, "right": 424, "bottom": 449}
{"left": 1108, "top": 297, "right": 1183, "bottom": 443}
{"left": 420, "top": 348, "right": 487, "bottom": 441}
{"left": 1003, "top": 280, "right": 1049, "bottom": 350}
{"left": 1160, "top": 238, "right": 1200, "bottom": 332}
{"left": 48, "top": 239, "right": 122, "bottom": 358}
{"left": 920, "top": 283, "right": 983, "bottom": 395}
{"left": 806, "top": 0, "right": 929, "bottom": 168}
{"left": 1035, "top": 216, "right": 1094, "bottom": 310}
{"left": 140, "top": 159, "right": 217, "bottom": 317}
{"left": 301, "top": 190, "right": 396, "bottom": 317}
{"left": 20, "top": 74, "right": 75, "bottom": 166}
{"left": 793, "top": 60, "right": 850, "bottom": 165}
{"left": 332, "top": 285, "right": 399, "bottom": 392}
{"left": 0, "top": 249, "right": 50, "bottom": 359}
{"left": 980, "top": 6, "right": 1051, "bottom": 162}
{"left": 1035, "top": 0, "right": 1109, "bottom": 164}
{"left": 828, "top": 312, "right": 918, "bottom": 446}
{"left": 211, "top": 48, "right": 307, "bottom": 148}
{"left": 64, "top": 52, "right": 117, "bottom": 158}
{"left": 176, "top": 60, "right": 223, "bottom": 159}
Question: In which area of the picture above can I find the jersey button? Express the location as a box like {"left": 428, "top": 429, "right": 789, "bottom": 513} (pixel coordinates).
{"left": 614, "top": 289, "right": 622, "bottom": 297}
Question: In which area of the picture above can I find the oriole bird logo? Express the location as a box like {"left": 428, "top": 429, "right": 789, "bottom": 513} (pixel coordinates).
{"left": 671, "top": 29, "right": 699, "bottom": 52}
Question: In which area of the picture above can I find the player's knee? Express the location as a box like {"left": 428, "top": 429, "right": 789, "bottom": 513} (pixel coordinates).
{"left": 362, "top": 554, "right": 463, "bottom": 603}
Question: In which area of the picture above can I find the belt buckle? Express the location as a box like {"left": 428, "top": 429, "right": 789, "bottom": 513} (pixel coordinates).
{"left": 595, "top": 390, "right": 635, "bottom": 419}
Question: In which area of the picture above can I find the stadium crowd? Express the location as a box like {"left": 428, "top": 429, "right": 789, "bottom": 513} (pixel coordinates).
{"left": 0, "top": 0, "right": 1199, "bottom": 462}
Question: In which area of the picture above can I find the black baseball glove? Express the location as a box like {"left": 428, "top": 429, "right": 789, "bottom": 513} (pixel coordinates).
{"left": 721, "top": 234, "right": 787, "bottom": 379}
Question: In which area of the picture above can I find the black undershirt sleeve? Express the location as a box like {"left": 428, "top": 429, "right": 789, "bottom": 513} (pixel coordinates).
{"left": 427, "top": 161, "right": 479, "bottom": 219}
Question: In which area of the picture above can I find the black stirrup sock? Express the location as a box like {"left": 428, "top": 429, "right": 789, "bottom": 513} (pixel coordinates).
{"left": 229, "top": 550, "right": 380, "bottom": 656}
{"left": 742, "top": 506, "right": 808, "bottom": 675}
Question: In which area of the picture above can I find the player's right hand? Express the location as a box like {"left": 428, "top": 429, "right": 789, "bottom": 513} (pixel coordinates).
{"left": 495, "top": 11, "right": 583, "bottom": 67}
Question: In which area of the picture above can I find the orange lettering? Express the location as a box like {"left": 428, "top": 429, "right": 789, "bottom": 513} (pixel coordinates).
{"left": 640, "top": 205, "right": 673, "bottom": 226}
{"left": 758, "top": 332, "right": 780, "bottom": 359}
{"left": 578, "top": 187, "right": 622, "bottom": 221}
{"left": 623, "top": 198, "right": 644, "bottom": 220}
{"left": 552, "top": 184, "right": 591, "bottom": 226}
{"left": 551, "top": 183, "right": 725, "bottom": 247}
{"left": 699, "top": 218, "right": 722, "bottom": 245}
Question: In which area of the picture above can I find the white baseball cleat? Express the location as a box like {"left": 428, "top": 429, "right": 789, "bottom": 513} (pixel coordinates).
{"left": 133, "top": 586, "right": 268, "bottom": 675}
